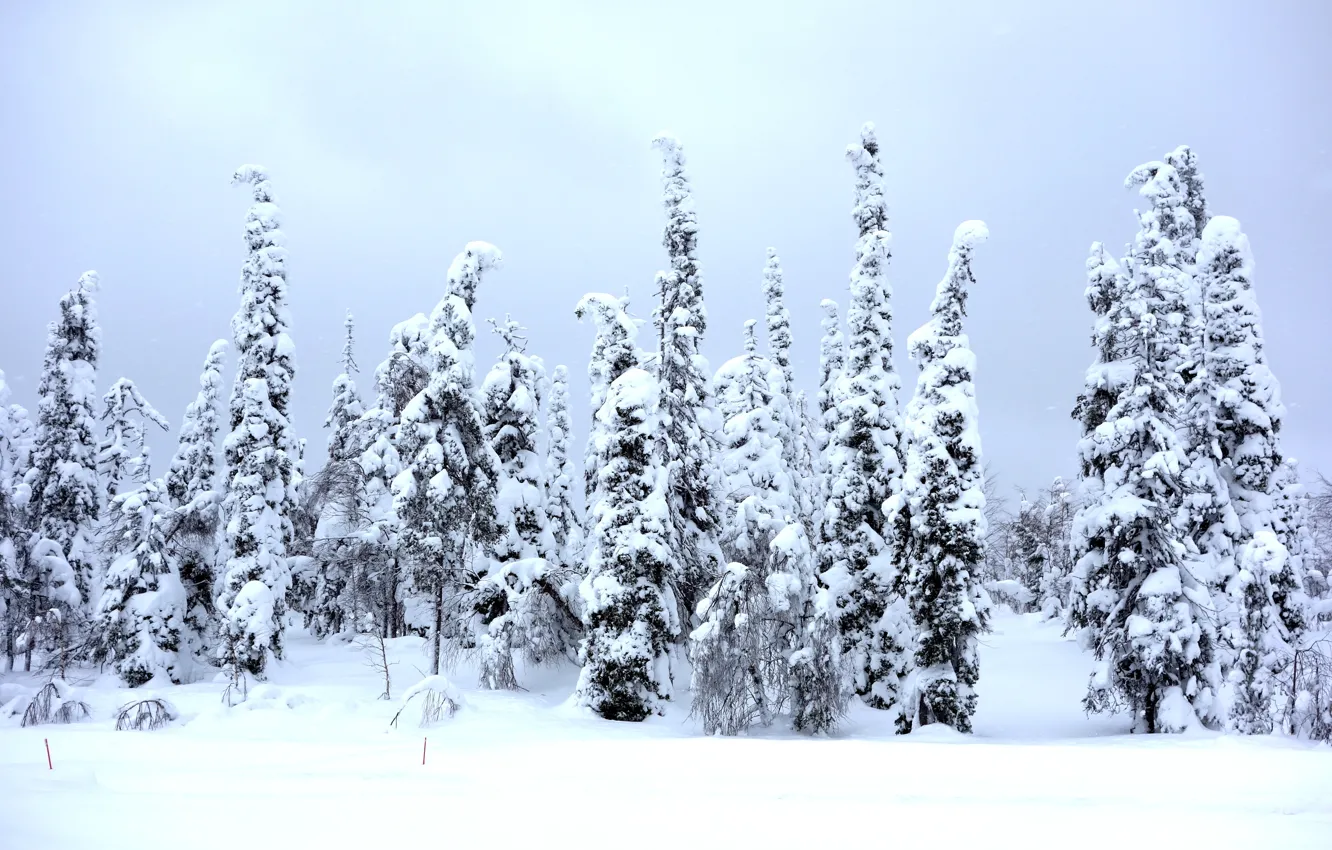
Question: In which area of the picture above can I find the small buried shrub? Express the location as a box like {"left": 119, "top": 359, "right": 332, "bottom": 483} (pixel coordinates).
{"left": 390, "top": 675, "right": 464, "bottom": 729}
{"left": 21, "top": 680, "right": 91, "bottom": 728}
{"left": 115, "top": 698, "right": 178, "bottom": 731}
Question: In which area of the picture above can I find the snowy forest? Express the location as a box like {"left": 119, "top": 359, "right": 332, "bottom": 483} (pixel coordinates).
{"left": 2, "top": 125, "right": 1331, "bottom": 744}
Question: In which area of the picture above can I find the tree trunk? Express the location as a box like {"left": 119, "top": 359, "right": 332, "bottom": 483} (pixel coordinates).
{"left": 430, "top": 582, "right": 443, "bottom": 675}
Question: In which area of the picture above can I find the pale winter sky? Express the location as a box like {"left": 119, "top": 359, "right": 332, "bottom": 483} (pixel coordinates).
{"left": 2, "top": 0, "right": 1329, "bottom": 505}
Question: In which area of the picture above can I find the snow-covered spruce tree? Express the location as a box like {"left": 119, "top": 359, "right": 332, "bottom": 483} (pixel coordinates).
{"left": 94, "top": 478, "right": 187, "bottom": 686}
{"left": 26, "top": 272, "right": 103, "bottom": 605}
{"left": 760, "top": 248, "right": 813, "bottom": 526}
{"left": 215, "top": 166, "right": 299, "bottom": 678}
{"left": 1271, "top": 460, "right": 1314, "bottom": 626}
{"left": 809, "top": 299, "right": 845, "bottom": 528}
{"left": 1165, "top": 145, "right": 1209, "bottom": 242}
{"left": 690, "top": 321, "right": 844, "bottom": 734}
{"left": 1193, "top": 216, "right": 1305, "bottom": 731}
{"left": 289, "top": 437, "right": 316, "bottom": 573}
{"left": 1229, "top": 531, "right": 1288, "bottom": 734}
{"left": 1008, "top": 494, "right": 1048, "bottom": 609}
{"left": 816, "top": 298, "right": 846, "bottom": 456}
{"left": 1067, "top": 242, "right": 1127, "bottom": 635}
{"left": 308, "top": 311, "right": 367, "bottom": 639}
{"left": 1124, "top": 159, "right": 1201, "bottom": 390}
{"left": 1071, "top": 166, "right": 1222, "bottom": 733}
{"left": 392, "top": 242, "right": 503, "bottom": 675}
{"left": 762, "top": 249, "right": 795, "bottom": 393}
{"left": 575, "top": 367, "right": 678, "bottom": 721}
{"left": 793, "top": 390, "right": 819, "bottom": 512}
{"left": 0, "top": 372, "right": 26, "bottom": 667}
{"left": 574, "top": 292, "right": 642, "bottom": 514}
{"left": 1, "top": 375, "right": 33, "bottom": 485}
{"left": 326, "top": 311, "right": 366, "bottom": 465}
{"left": 347, "top": 316, "right": 429, "bottom": 640}
{"left": 545, "top": 365, "right": 582, "bottom": 570}
{"left": 1038, "top": 476, "right": 1076, "bottom": 619}
{"left": 901, "top": 221, "right": 993, "bottom": 732}
{"left": 6, "top": 376, "right": 78, "bottom": 674}
{"left": 97, "top": 378, "right": 169, "bottom": 502}
{"left": 650, "top": 134, "right": 723, "bottom": 630}
{"left": 165, "top": 342, "right": 228, "bottom": 514}
{"left": 821, "top": 123, "right": 911, "bottom": 728}
{"left": 162, "top": 339, "right": 227, "bottom": 656}
{"left": 473, "top": 318, "right": 578, "bottom": 687}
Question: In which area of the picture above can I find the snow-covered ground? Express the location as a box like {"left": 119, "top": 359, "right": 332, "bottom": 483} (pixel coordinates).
{"left": 2, "top": 611, "right": 1329, "bottom": 848}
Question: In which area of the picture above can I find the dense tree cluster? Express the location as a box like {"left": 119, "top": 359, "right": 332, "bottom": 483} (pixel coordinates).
{"left": 2, "top": 134, "right": 1326, "bottom": 742}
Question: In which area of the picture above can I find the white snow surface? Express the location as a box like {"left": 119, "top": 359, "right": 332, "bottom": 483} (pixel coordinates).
{"left": 2, "top": 611, "right": 1328, "bottom": 848}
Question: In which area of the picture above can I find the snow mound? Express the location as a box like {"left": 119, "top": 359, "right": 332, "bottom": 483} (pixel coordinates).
{"left": 1, "top": 683, "right": 33, "bottom": 721}
{"left": 986, "top": 579, "right": 1035, "bottom": 610}
{"left": 237, "top": 685, "right": 318, "bottom": 711}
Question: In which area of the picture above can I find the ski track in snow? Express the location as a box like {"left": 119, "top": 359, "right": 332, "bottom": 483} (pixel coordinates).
{"left": 2, "top": 611, "right": 1329, "bottom": 848}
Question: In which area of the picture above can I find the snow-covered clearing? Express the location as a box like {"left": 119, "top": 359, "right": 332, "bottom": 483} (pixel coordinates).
{"left": 2, "top": 611, "right": 1329, "bottom": 848}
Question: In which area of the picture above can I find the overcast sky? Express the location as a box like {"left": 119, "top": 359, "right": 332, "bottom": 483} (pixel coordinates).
{"left": 2, "top": 0, "right": 1329, "bottom": 504}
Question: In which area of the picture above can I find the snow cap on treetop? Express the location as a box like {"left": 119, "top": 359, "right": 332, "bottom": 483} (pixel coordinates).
{"left": 446, "top": 241, "right": 502, "bottom": 308}
{"left": 651, "top": 133, "right": 685, "bottom": 167}
{"left": 231, "top": 164, "right": 274, "bottom": 200}
{"left": 574, "top": 292, "right": 639, "bottom": 341}
{"left": 742, "top": 319, "right": 758, "bottom": 350}
{"left": 1123, "top": 160, "right": 1182, "bottom": 203}
{"left": 1198, "top": 215, "right": 1253, "bottom": 273}
{"left": 953, "top": 220, "right": 990, "bottom": 252}
{"left": 845, "top": 122, "right": 879, "bottom": 166}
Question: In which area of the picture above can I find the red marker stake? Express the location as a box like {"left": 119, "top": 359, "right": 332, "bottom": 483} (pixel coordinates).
{"left": 422, "top": 737, "right": 427, "bottom": 766}
{"left": 44, "top": 738, "right": 52, "bottom": 770}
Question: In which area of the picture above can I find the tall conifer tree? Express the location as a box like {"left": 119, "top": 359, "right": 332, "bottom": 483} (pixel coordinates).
{"left": 27, "top": 272, "right": 103, "bottom": 604}
{"left": 901, "top": 221, "right": 993, "bottom": 732}
{"left": 164, "top": 339, "right": 228, "bottom": 655}
{"left": 822, "top": 123, "right": 911, "bottom": 726}
{"left": 392, "top": 243, "right": 503, "bottom": 675}
{"left": 216, "top": 166, "right": 299, "bottom": 677}
{"left": 650, "top": 134, "right": 723, "bottom": 628}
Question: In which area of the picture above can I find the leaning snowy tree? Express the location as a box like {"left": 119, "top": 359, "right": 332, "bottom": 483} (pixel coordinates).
{"left": 392, "top": 242, "right": 503, "bottom": 676}
{"left": 576, "top": 367, "right": 678, "bottom": 721}
{"left": 162, "top": 339, "right": 228, "bottom": 657}
{"left": 690, "top": 321, "right": 845, "bottom": 735}
{"left": 821, "top": 122, "right": 912, "bottom": 730}
{"left": 97, "top": 378, "right": 169, "bottom": 502}
{"left": 94, "top": 478, "right": 187, "bottom": 686}
{"left": 1194, "top": 216, "right": 1306, "bottom": 733}
{"left": 650, "top": 134, "right": 724, "bottom": 630}
{"left": 26, "top": 272, "right": 103, "bottom": 605}
{"left": 901, "top": 221, "right": 993, "bottom": 732}
{"left": 1070, "top": 163, "right": 1222, "bottom": 733}
{"left": 215, "top": 166, "right": 300, "bottom": 678}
